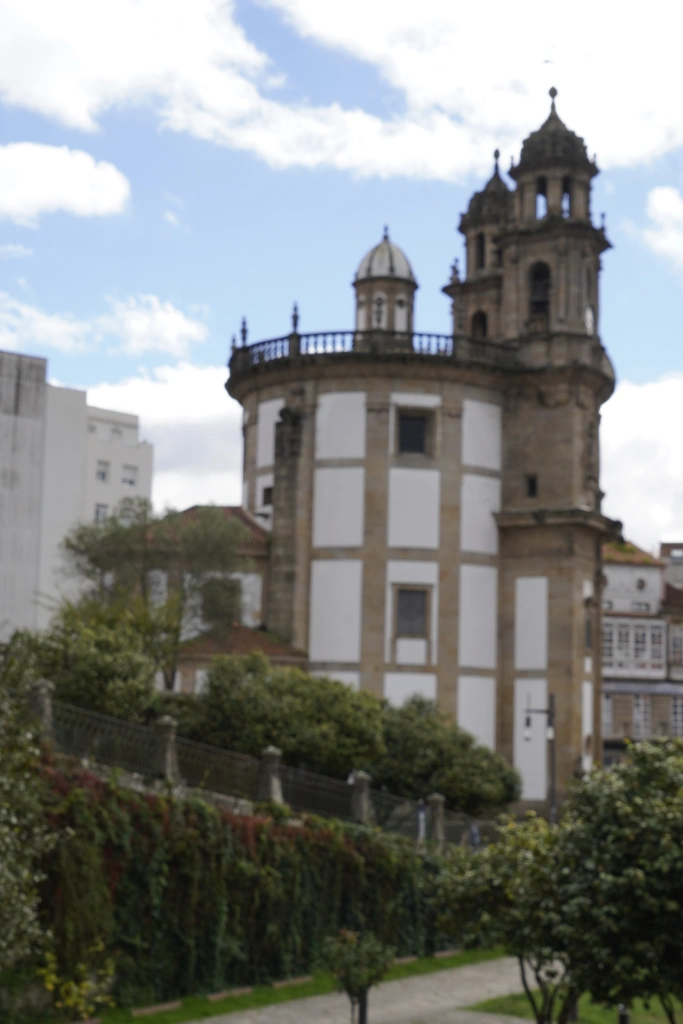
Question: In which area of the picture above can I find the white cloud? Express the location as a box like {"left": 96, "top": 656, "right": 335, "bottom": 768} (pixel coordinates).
{"left": 163, "top": 210, "right": 181, "bottom": 228}
{"left": 87, "top": 363, "right": 243, "bottom": 511}
{"left": 601, "top": 376, "right": 683, "bottom": 550}
{"left": 0, "top": 292, "right": 207, "bottom": 356}
{"left": 642, "top": 187, "right": 683, "bottom": 271}
{"left": 0, "top": 143, "right": 129, "bottom": 225}
{"left": 1, "top": 1, "right": 683, "bottom": 181}
{"left": 0, "top": 243, "right": 32, "bottom": 258}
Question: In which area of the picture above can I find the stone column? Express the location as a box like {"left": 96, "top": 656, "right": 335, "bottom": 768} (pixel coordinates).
{"left": 155, "top": 715, "right": 179, "bottom": 784}
{"left": 350, "top": 770, "right": 373, "bottom": 824}
{"left": 258, "top": 745, "right": 284, "bottom": 804}
{"left": 30, "top": 678, "right": 54, "bottom": 738}
{"left": 267, "top": 407, "right": 303, "bottom": 642}
{"left": 427, "top": 793, "right": 446, "bottom": 850}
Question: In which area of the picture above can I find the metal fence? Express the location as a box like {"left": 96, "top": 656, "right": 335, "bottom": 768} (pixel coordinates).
{"left": 280, "top": 763, "right": 353, "bottom": 820}
{"left": 52, "top": 700, "right": 162, "bottom": 778}
{"left": 176, "top": 736, "right": 259, "bottom": 802}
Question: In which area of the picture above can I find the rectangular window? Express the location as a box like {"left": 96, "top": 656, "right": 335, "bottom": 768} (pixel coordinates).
{"left": 602, "top": 623, "right": 614, "bottom": 664}
{"left": 94, "top": 503, "right": 108, "bottom": 524}
{"left": 396, "top": 588, "right": 428, "bottom": 637}
{"left": 602, "top": 694, "right": 613, "bottom": 736}
{"left": 672, "top": 696, "right": 683, "bottom": 737}
{"left": 262, "top": 485, "right": 274, "bottom": 505}
{"left": 632, "top": 601, "right": 650, "bottom": 612}
{"left": 526, "top": 475, "right": 538, "bottom": 498}
{"left": 671, "top": 627, "right": 683, "bottom": 666}
{"left": 651, "top": 626, "right": 664, "bottom": 667}
{"left": 111, "top": 427, "right": 123, "bottom": 440}
{"left": 122, "top": 464, "right": 137, "bottom": 486}
{"left": 96, "top": 460, "right": 110, "bottom": 483}
{"left": 398, "top": 413, "right": 427, "bottom": 454}
{"left": 633, "top": 695, "right": 652, "bottom": 738}
{"left": 634, "top": 628, "right": 647, "bottom": 664}
{"left": 617, "top": 624, "right": 630, "bottom": 667}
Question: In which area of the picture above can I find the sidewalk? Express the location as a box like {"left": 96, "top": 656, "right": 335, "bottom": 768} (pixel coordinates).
{"left": 198, "top": 956, "right": 523, "bottom": 1024}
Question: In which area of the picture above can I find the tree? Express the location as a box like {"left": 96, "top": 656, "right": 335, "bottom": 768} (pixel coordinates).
{"left": 62, "top": 499, "right": 246, "bottom": 690}
{"left": 177, "top": 653, "right": 386, "bottom": 777}
{"left": 373, "top": 697, "right": 520, "bottom": 814}
{"left": 324, "top": 930, "right": 394, "bottom": 1024}
{"left": 0, "top": 606, "right": 156, "bottom": 721}
{"left": 438, "top": 814, "right": 582, "bottom": 1024}
{"left": 0, "top": 689, "right": 50, "bottom": 972}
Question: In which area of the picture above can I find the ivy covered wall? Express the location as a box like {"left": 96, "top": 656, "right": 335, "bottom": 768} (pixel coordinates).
{"left": 40, "top": 762, "right": 447, "bottom": 1008}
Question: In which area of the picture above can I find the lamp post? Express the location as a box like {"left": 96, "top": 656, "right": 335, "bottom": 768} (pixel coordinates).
{"left": 524, "top": 692, "right": 557, "bottom": 824}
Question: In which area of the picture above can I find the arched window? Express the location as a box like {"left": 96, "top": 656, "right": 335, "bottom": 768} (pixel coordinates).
{"left": 373, "top": 292, "right": 388, "bottom": 329}
{"left": 476, "top": 232, "right": 485, "bottom": 270}
{"left": 562, "top": 176, "right": 572, "bottom": 217}
{"left": 356, "top": 297, "right": 367, "bottom": 331}
{"left": 529, "top": 262, "right": 551, "bottom": 319}
{"left": 394, "top": 295, "right": 408, "bottom": 332}
{"left": 471, "top": 311, "right": 488, "bottom": 339}
{"left": 536, "top": 177, "right": 548, "bottom": 219}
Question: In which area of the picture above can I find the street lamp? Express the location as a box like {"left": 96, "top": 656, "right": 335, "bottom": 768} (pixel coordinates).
{"left": 524, "top": 692, "right": 557, "bottom": 824}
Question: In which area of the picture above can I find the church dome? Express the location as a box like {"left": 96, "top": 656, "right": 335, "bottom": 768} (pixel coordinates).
{"left": 355, "top": 228, "right": 416, "bottom": 284}
{"left": 510, "top": 88, "right": 597, "bottom": 179}
{"left": 460, "top": 151, "right": 513, "bottom": 230}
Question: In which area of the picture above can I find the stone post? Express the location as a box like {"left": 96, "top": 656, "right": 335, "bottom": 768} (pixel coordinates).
{"left": 155, "top": 715, "right": 179, "bottom": 784}
{"left": 30, "top": 679, "right": 54, "bottom": 738}
{"left": 350, "top": 770, "right": 373, "bottom": 824}
{"left": 258, "top": 745, "right": 284, "bottom": 804}
{"left": 427, "top": 793, "right": 446, "bottom": 851}
{"left": 288, "top": 331, "right": 301, "bottom": 357}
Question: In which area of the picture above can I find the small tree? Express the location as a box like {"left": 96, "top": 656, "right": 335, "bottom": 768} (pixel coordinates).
{"left": 62, "top": 499, "right": 246, "bottom": 690}
{"left": 0, "top": 689, "right": 50, "bottom": 971}
{"left": 324, "top": 930, "right": 394, "bottom": 1024}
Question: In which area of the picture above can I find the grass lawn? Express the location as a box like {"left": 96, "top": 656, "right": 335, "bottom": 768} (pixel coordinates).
{"left": 98, "top": 947, "right": 504, "bottom": 1024}
{"left": 471, "top": 990, "right": 681, "bottom": 1024}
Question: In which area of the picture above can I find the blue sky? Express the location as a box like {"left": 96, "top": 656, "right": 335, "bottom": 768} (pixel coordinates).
{"left": 1, "top": 0, "right": 683, "bottom": 548}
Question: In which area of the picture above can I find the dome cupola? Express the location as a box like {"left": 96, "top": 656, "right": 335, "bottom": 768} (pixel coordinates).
{"left": 353, "top": 228, "right": 417, "bottom": 336}
{"left": 510, "top": 88, "right": 597, "bottom": 181}
{"left": 459, "top": 151, "right": 512, "bottom": 233}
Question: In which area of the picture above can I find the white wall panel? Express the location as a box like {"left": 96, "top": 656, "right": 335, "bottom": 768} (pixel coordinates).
{"left": 458, "top": 565, "right": 497, "bottom": 669}
{"left": 384, "top": 672, "right": 437, "bottom": 707}
{"left": 232, "top": 572, "right": 263, "bottom": 628}
{"left": 462, "top": 399, "right": 502, "bottom": 470}
{"left": 514, "top": 677, "right": 548, "bottom": 801}
{"left": 312, "top": 670, "right": 360, "bottom": 691}
{"left": 457, "top": 676, "right": 496, "bottom": 749}
{"left": 316, "top": 392, "right": 366, "bottom": 460}
{"left": 256, "top": 397, "right": 284, "bottom": 468}
{"left": 387, "top": 468, "right": 440, "bottom": 549}
{"left": 396, "top": 638, "right": 428, "bottom": 666}
{"left": 460, "top": 474, "right": 501, "bottom": 554}
{"left": 309, "top": 560, "right": 363, "bottom": 662}
{"left": 582, "top": 680, "right": 594, "bottom": 773}
{"left": 313, "top": 467, "right": 365, "bottom": 548}
{"left": 514, "top": 577, "right": 549, "bottom": 670}
{"left": 385, "top": 560, "right": 439, "bottom": 664}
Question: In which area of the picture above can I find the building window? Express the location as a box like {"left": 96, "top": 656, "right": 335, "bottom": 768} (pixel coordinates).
{"left": 670, "top": 626, "right": 683, "bottom": 666}
{"left": 88, "top": 423, "right": 96, "bottom": 434}
{"left": 536, "top": 177, "right": 547, "bottom": 218}
{"left": 94, "top": 504, "right": 108, "bottom": 524}
{"left": 672, "top": 696, "right": 683, "bottom": 737}
{"left": 671, "top": 548, "right": 683, "bottom": 562}
{"left": 602, "top": 624, "right": 614, "bottom": 664}
{"left": 585, "top": 610, "right": 593, "bottom": 651}
{"left": 398, "top": 412, "right": 428, "bottom": 454}
{"left": 602, "top": 694, "right": 613, "bottom": 736}
{"left": 476, "top": 232, "right": 485, "bottom": 269}
{"left": 561, "top": 176, "right": 572, "bottom": 217}
{"left": 634, "top": 627, "right": 647, "bottom": 664}
{"left": 262, "top": 486, "right": 274, "bottom": 506}
{"left": 526, "top": 474, "right": 538, "bottom": 498}
{"left": 96, "top": 460, "right": 110, "bottom": 482}
{"left": 529, "top": 262, "right": 551, "bottom": 319}
{"left": 633, "top": 695, "right": 652, "bottom": 739}
{"left": 122, "top": 465, "right": 137, "bottom": 486}
{"left": 651, "top": 626, "right": 664, "bottom": 667}
{"left": 111, "top": 427, "right": 123, "bottom": 440}
{"left": 396, "top": 588, "right": 428, "bottom": 637}
{"left": 632, "top": 601, "right": 650, "bottom": 612}
{"left": 603, "top": 600, "right": 613, "bottom": 611}
{"left": 471, "top": 310, "right": 487, "bottom": 339}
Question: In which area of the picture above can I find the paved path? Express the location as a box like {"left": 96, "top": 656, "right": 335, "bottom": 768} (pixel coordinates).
{"left": 200, "top": 956, "right": 524, "bottom": 1024}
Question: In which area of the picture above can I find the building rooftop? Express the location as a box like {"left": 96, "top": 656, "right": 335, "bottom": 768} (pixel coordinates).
{"left": 602, "top": 540, "right": 664, "bottom": 566}
{"left": 355, "top": 228, "right": 416, "bottom": 285}
{"left": 179, "top": 625, "right": 306, "bottom": 664}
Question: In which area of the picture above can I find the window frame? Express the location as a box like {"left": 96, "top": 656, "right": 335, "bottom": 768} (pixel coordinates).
{"left": 122, "top": 464, "right": 138, "bottom": 487}
{"left": 94, "top": 503, "right": 109, "bottom": 524}
{"left": 96, "top": 459, "right": 110, "bottom": 483}
{"left": 395, "top": 586, "right": 429, "bottom": 639}
{"left": 396, "top": 408, "right": 435, "bottom": 457}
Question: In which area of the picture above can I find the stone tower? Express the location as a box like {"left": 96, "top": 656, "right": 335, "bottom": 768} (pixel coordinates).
{"left": 227, "top": 89, "right": 620, "bottom": 811}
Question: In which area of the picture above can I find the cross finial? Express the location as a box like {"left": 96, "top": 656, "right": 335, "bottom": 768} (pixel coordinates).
{"left": 292, "top": 302, "right": 299, "bottom": 332}
{"left": 240, "top": 317, "right": 248, "bottom": 345}
{"left": 383, "top": 225, "right": 389, "bottom": 241}
{"left": 549, "top": 86, "right": 558, "bottom": 111}
{"left": 231, "top": 333, "right": 236, "bottom": 353}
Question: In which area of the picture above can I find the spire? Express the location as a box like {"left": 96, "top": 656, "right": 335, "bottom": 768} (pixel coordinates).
{"left": 494, "top": 148, "right": 500, "bottom": 171}
{"left": 383, "top": 225, "right": 389, "bottom": 241}
{"left": 549, "top": 85, "right": 558, "bottom": 112}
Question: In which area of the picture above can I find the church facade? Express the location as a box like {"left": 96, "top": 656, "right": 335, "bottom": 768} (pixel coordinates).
{"left": 227, "top": 91, "right": 620, "bottom": 808}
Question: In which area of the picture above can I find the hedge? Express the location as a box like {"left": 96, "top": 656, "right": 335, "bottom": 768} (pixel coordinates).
{"left": 38, "top": 761, "right": 449, "bottom": 1008}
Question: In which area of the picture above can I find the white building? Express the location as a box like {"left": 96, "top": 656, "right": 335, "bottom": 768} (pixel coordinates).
{"left": 0, "top": 350, "right": 153, "bottom": 637}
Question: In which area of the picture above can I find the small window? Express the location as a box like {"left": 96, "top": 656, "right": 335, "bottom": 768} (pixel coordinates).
{"left": 585, "top": 611, "right": 593, "bottom": 651}
{"left": 530, "top": 262, "right": 551, "bottom": 318}
{"left": 475, "top": 232, "right": 485, "bottom": 270}
{"left": 262, "top": 485, "right": 274, "bottom": 505}
{"left": 94, "top": 503, "right": 108, "bottom": 524}
{"left": 562, "top": 176, "right": 572, "bottom": 217}
{"left": 122, "top": 465, "right": 137, "bottom": 486}
{"left": 671, "top": 548, "right": 683, "bottom": 561}
{"left": 526, "top": 474, "right": 538, "bottom": 498}
{"left": 396, "top": 589, "right": 427, "bottom": 637}
{"left": 602, "top": 694, "right": 613, "bottom": 736}
{"left": 536, "top": 177, "right": 547, "bottom": 219}
{"left": 398, "top": 413, "right": 427, "bottom": 454}
{"left": 471, "top": 311, "right": 488, "bottom": 339}
{"left": 672, "top": 696, "right": 683, "bottom": 737}
{"left": 603, "top": 600, "right": 613, "bottom": 611}
{"left": 636, "top": 578, "right": 647, "bottom": 591}
{"left": 633, "top": 695, "right": 652, "bottom": 739}
{"left": 96, "top": 460, "right": 110, "bottom": 483}
{"left": 632, "top": 602, "right": 650, "bottom": 612}
{"left": 111, "top": 427, "right": 123, "bottom": 440}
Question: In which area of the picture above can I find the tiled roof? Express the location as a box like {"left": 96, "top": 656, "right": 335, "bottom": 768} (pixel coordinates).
{"left": 179, "top": 625, "right": 306, "bottom": 662}
{"left": 602, "top": 540, "right": 664, "bottom": 566}
{"left": 663, "top": 583, "right": 683, "bottom": 610}
{"left": 660, "top": 542, "right": 683, "bottom": 559}
{"left": 179, "top": 505, "right": 268, "bottom": 547}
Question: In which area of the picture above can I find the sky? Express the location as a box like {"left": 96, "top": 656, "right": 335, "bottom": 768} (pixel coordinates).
{"left": 1, "top": 0, "right": 683, "bottom": 550}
